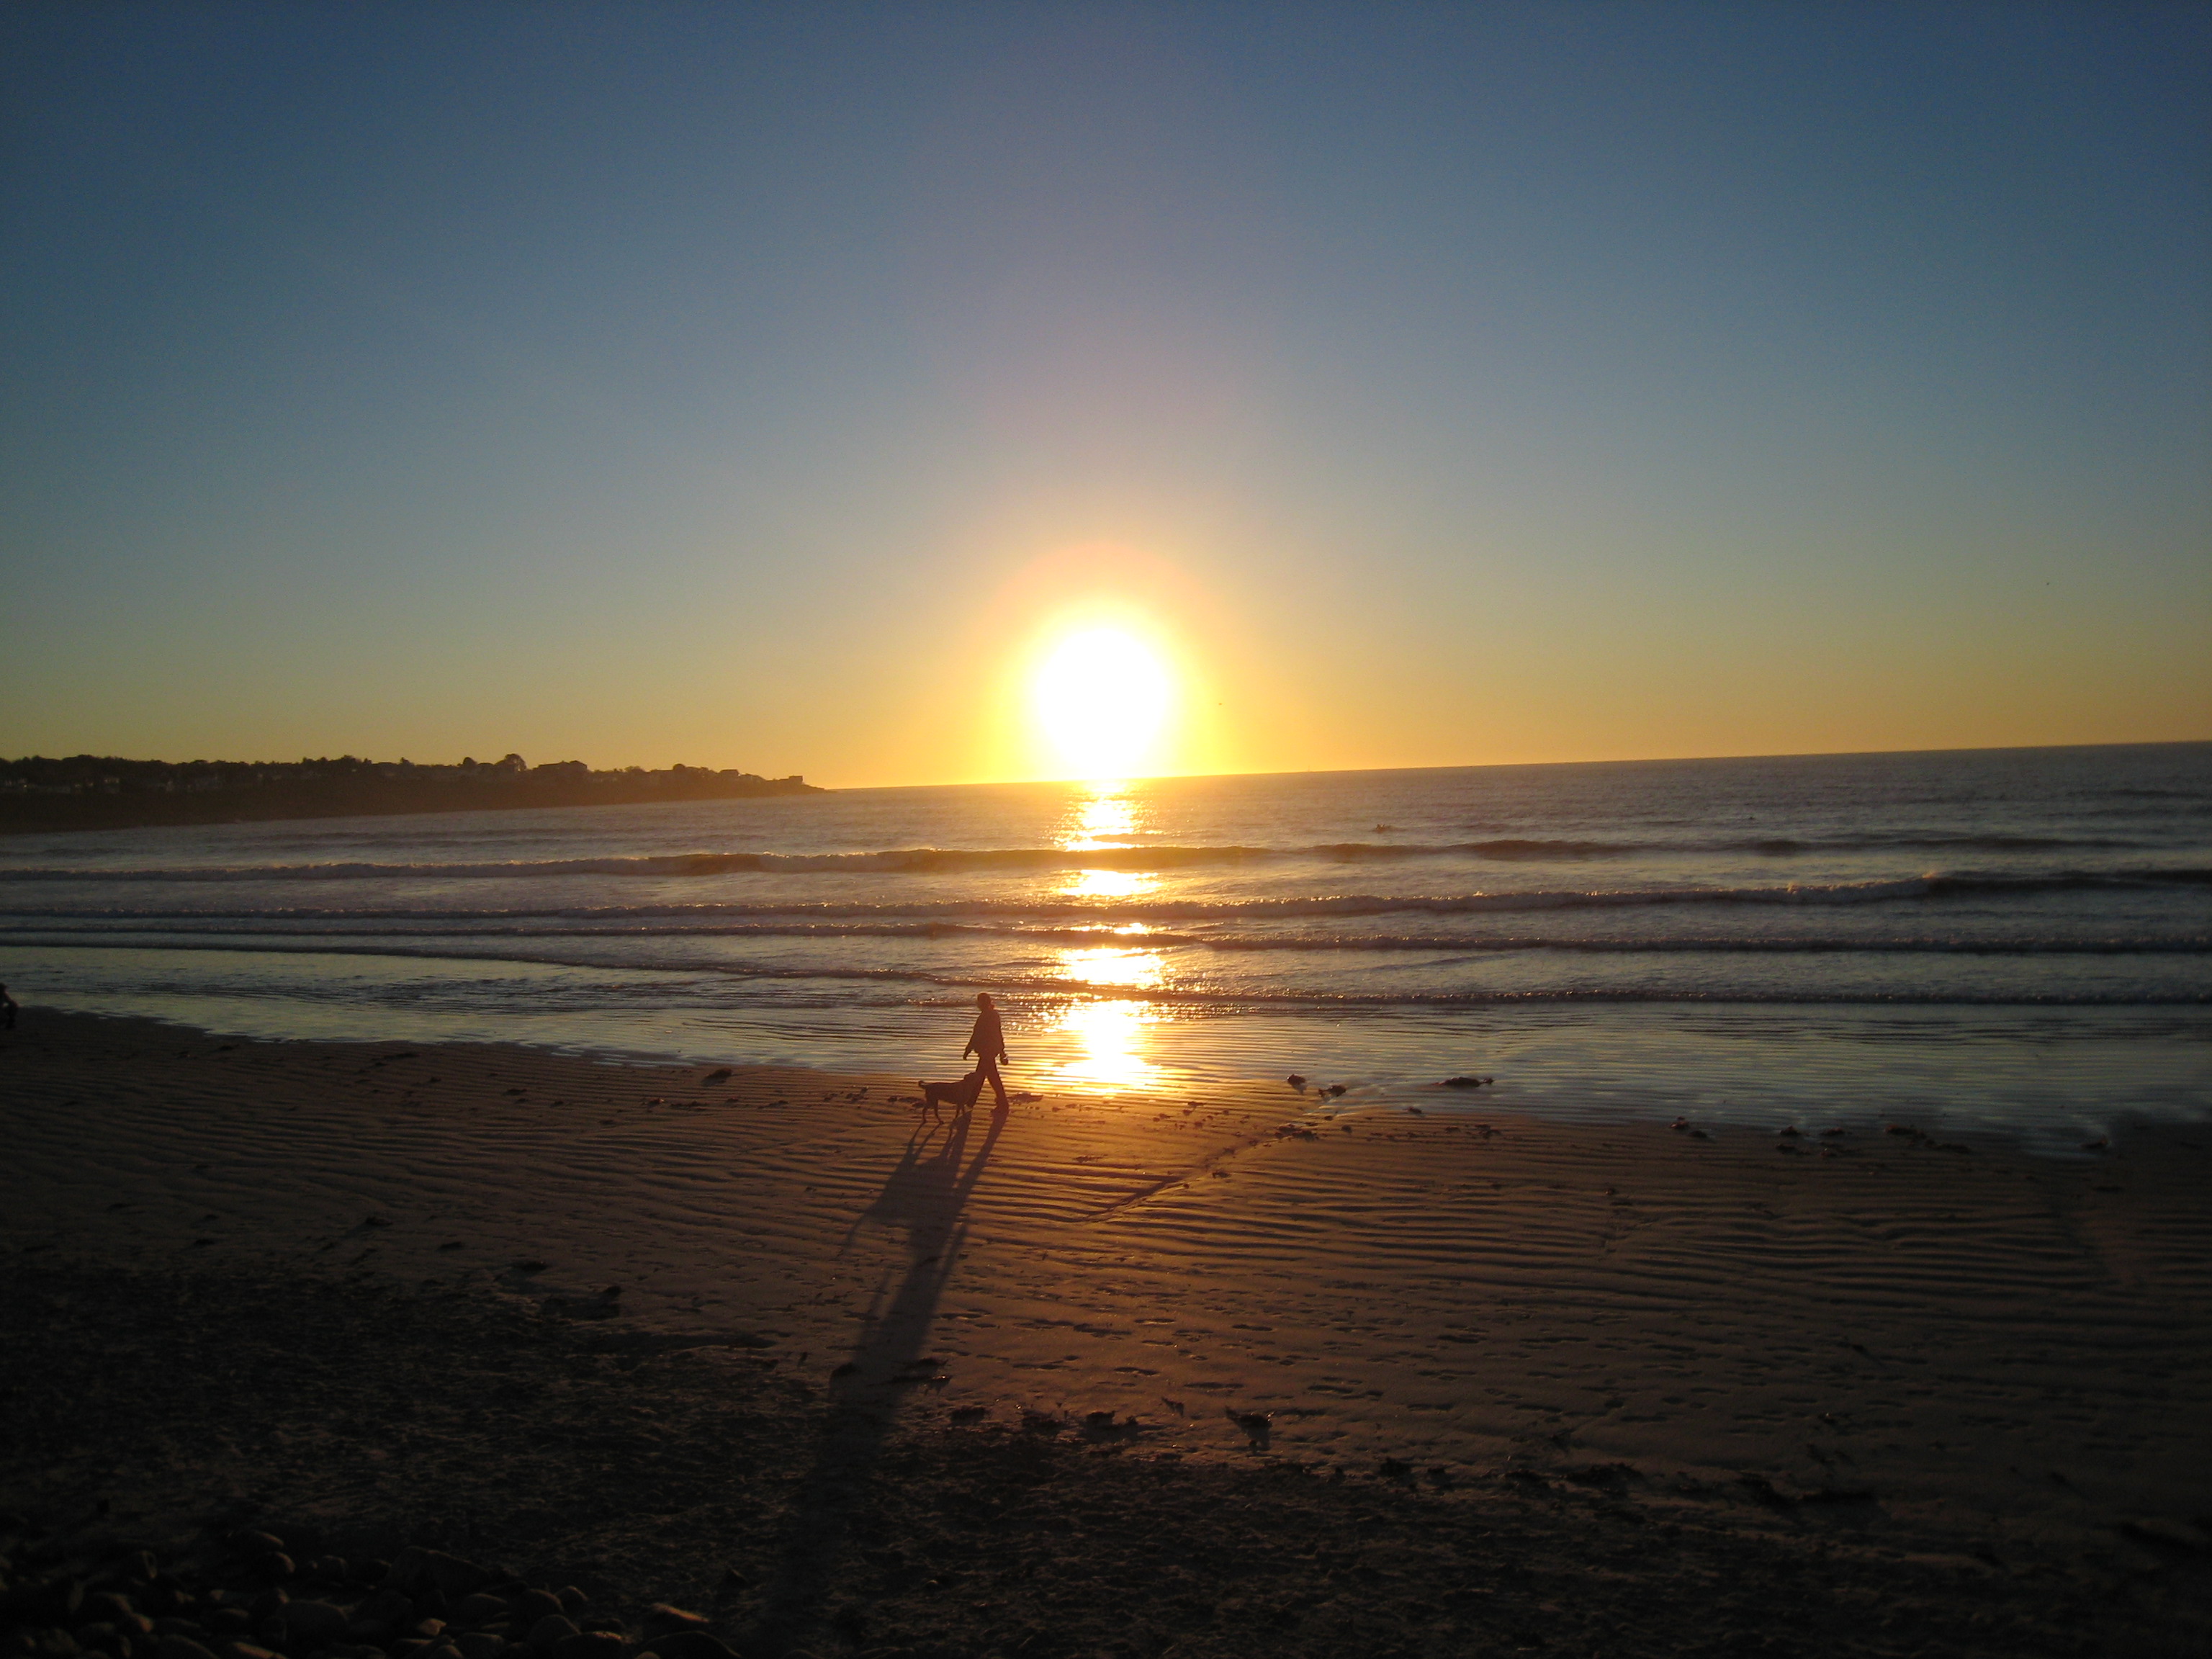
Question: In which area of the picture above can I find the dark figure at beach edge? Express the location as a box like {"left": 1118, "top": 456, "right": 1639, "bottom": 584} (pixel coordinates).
{"left": 0, "top": 982, "right": 14, "bottom": 1030}
{"left": 964, "top": 992, "right": 1011, "bottom": 1109}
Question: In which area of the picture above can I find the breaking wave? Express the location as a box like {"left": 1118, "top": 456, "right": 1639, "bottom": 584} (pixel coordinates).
{"left": 7, "top": 916, "right": 2203, "bottom": 956}
{"left": 4, "top": 870, "right": 2207, "bottom": 917}
{"left": 0, "top": 837, "right": 2191, "bottom": 886}
{"left": 6, "top": 931, "right": 2206, "bottom": 1007}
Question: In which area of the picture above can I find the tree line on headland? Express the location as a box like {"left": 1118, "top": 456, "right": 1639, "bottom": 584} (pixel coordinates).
{"left": 0, "top": 752, "right": 822, "bottom": 832}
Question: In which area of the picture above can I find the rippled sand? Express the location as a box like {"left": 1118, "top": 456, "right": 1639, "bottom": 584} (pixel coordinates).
{"left": 6, "top": 1010, "right": 2209, "bottom": 1565}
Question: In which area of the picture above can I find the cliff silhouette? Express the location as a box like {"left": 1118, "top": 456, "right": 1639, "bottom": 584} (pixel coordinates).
{"left": 0, "top": 752, "right": 822, "bottom": 832}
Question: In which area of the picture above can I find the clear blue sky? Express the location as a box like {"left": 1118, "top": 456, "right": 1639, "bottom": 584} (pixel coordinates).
{"left": 4, "top": 1, "right": 2206, "bottom": 784}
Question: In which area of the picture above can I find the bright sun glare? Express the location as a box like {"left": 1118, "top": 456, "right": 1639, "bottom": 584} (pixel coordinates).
{"left": 1033, "top": 627, "right": 1172, "bottom": 781}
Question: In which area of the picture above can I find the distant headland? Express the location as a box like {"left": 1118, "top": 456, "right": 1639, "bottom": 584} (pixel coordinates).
{"left": 0, "top": 752, "right": 823, "bottom": 833}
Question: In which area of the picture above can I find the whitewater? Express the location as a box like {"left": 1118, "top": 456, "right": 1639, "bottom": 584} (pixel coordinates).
{"left": 4, "top": 742, "right": 2206, "bottom": 1145}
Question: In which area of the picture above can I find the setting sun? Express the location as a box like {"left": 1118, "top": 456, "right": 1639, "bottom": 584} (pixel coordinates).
{"left": 1033, "top": 627, "right": 1174, "bottom": 780}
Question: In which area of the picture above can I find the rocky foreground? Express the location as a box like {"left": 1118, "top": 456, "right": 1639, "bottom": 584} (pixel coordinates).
{"left": 1, "top": 1533, "right": 740, "bottom": 1659}
{"left": 4, "top": 1253, "right": 2208, "bottom": 1659}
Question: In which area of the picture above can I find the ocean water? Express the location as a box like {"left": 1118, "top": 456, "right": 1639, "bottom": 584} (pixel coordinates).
{"left": 3, "top": 743, "right": 2206, "bottom": 1146}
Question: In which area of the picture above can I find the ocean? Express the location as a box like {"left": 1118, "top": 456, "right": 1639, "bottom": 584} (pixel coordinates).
{"left": 4, "top": 743, "right": 2206, "bottom": 1147}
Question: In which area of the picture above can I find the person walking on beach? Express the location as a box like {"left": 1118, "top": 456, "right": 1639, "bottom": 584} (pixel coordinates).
{"left": 964, "top": 992, "right": 1011, "bottom": 1109}
{"left": 0, "top": 982, "right": 14, "bottom": 1030}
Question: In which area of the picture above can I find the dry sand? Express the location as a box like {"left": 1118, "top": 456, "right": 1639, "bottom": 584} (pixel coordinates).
{"left": 4, "top": 1010, "right": 2211, "bottom": 1654}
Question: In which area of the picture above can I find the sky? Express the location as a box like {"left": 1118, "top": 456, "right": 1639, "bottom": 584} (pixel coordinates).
{"left": 2, "top": 1, "right": 2206, "bottom": 787}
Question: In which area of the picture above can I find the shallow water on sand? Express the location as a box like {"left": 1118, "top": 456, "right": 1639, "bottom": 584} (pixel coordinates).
{"left": 4, "top": 743, "right": 2206, "bottom": 1143}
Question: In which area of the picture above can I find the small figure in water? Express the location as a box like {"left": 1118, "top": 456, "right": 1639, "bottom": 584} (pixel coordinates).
{"left": 963, "top": 992, "right": 1011, "bottom": 1110}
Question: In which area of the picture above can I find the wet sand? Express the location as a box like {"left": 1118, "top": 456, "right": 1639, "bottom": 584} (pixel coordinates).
{"left": 4, "top": 1010, "right": 2211, "bottom": 1653}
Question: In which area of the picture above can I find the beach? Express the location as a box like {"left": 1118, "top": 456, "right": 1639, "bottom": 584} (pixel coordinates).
{"left": 6, "top": 1011, "right": 2209, "bottom": 1654}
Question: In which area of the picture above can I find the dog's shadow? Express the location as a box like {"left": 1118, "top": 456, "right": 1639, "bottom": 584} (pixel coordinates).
{"left": 845, "top": 1105, "right": 987, "bottom": 1245}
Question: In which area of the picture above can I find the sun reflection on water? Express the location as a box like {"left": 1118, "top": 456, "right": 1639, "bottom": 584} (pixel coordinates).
{"left": 1060, "top": 783, "right": 1141, "bottom": 850}
{"left": 1042, "top": 785, "right": 1172, "bottom": 1088}
{"left": 1057, "top": 783, "right": 1160, "bottom": 899}
{"left": 1059, "top": 945, "right": 1164, "bottom": 989}
{"left": 1061, "top": 867, "right": 1156, "bottom": 899}
{"left": 1049, "top": 997, "right": 1165, "bottom": 1089}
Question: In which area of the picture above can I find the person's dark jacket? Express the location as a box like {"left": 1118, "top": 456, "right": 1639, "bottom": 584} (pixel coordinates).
{"left": 966, "top": 1007, "right": 1006, "bottom": 1061}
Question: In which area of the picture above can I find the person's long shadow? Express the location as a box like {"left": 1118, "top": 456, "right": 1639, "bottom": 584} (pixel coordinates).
{"left": 743, "top": 1100, "right": 1010, "bottom": 1655}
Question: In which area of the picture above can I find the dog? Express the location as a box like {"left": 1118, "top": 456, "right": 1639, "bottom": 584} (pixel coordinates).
{"left": 915, "top": 1069, "right": 986, "bottom": 1120}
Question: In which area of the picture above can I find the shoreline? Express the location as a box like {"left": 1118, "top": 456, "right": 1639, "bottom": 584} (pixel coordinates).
{"left": 4, "top": 971, "right": 2199, "bottom": 1155}
{"left": 4, "top": 993, "right": 2198, "bottom": 1154}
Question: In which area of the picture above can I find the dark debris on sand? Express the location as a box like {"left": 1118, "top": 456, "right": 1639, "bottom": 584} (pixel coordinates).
{"left": 4, "top": 1253, "right": 2206, "bottom": 1659}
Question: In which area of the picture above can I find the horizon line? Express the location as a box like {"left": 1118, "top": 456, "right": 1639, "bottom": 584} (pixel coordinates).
{"left": 828, "top": 735, "right": 2211, "bottom": 793}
